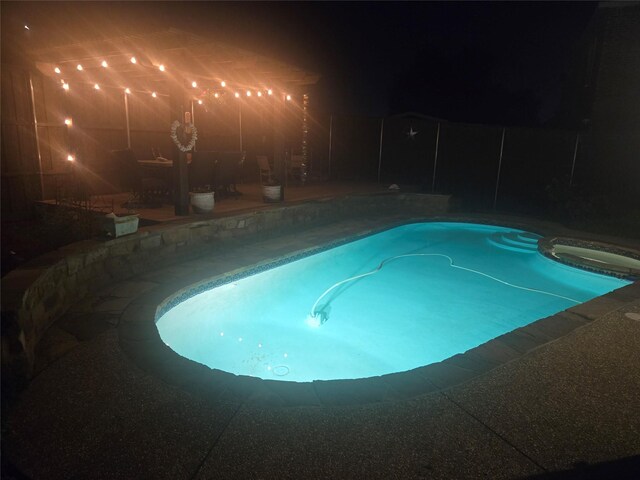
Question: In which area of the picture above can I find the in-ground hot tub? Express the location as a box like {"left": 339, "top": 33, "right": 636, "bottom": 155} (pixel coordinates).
{"left": 540, "top": 237, "right": 640, "bottom": 280}
{"left": 156, "top": 222, "right": 630, "bottom": 382}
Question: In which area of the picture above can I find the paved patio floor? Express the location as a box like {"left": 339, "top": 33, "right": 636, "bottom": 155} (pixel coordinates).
{"left": 3, "top": 206, "right": 640, "bottom": 479}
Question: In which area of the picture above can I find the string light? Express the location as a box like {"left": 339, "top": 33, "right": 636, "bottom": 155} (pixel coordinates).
{"left": 64, "top": 118, "right": 73, "bottom": 126}
{"left": 66, "top": 154, "right": 75, "bottom": 162}
{"left": 46, "top": 58, "right": 295, "bottom": 107}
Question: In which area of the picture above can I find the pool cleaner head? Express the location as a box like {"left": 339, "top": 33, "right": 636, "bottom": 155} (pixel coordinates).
{"left": 306, "top": 309, "right": 329, "bottom": 328}
{"left": 305, "top": 314, "right": 322, "bottom": 328}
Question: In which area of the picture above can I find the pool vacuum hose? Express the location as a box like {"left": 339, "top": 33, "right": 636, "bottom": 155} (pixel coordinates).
{"left": 306, "top": 253, "right": 580, "bottom": 327}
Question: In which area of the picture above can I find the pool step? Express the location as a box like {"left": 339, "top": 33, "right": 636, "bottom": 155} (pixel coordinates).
{"left": 487, "top": 231, "right": 541, "bottom": 253}
{"left": 517, "top": 232, "right": 542, "bottom": 244}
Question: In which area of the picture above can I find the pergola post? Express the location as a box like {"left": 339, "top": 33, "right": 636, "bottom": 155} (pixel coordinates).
{"left": 28, "top": 72, "right": 45, "bottom": 200}
{"left": 272, "top": 93, "right": 286, "bottom": 200}
{"left": 171, "top": 85, "right": 190, "bottom": 215}
{"left": 238, "top": 102, "right": 243, "bottom": 152}
{"left": 123, "top": 91, "right": 131, "bottom": 149}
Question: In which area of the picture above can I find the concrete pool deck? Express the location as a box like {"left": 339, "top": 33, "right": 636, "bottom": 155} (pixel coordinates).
{"left": 3, "top": 211, "right": 640, "bottom": 479}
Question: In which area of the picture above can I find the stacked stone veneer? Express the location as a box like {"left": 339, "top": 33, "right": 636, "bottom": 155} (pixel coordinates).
{"left": 1, "top": 193, "right": 449, "bottom": 384}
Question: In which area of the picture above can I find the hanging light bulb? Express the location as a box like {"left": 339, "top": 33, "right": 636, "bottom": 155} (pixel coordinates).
{"left": 62, "top": 82, "right": 70, "bottom": 91}
{"left": 246, "top": 90, "right": 252, "bottom": 97}
{"left": 267, "top": 89, "right": 273, "bottom": 96}
{"left": 124, "top": 87, "right": 131, "bottom": 94}
{"left": 76, "top": 64, "right": 83, "bottom": 71}
{"left": 159, "top": 64, "right": 165, "bottom": 72}
{"left": 220, "top": 80, "right": 226, "bottom": 87}
{"left": 191, "top": 81, "right": 197, "bottom": 88}
{"left": 286, "top": 94, "right": 292, "bottom": 101}
{"left": 54, "top": 67, "right": 61, "bottom": 74}
{"left": 24, "top": 25, "right": 30, "bottom": 30}
{"left": 101, "top": 60, "right": 108, "bottom": 68}
{"left": 214, "top": 92, "right": 220, "bottom": 98}
{"left": 257, "top": 91, "right": 262, "bottom": 97}
{"left": 66, "top": 154, "right": 75, "bottom": 162}
{"left": 151, "top": 92, "right": 157, "bottom": 98}
{"left": 234, "top": 92, "right": 240, "bottom": 98}
{"left": 197, "top": 99, "right": 203, "bottom": 105}
{"left": 64, "top": 118, "right": 73, "bottom": 126}
{"left": 130, "top": 56, "right": 137, "bottom": 64}
{"left": 94, "top": 83, "right": 100, "bottom": 90}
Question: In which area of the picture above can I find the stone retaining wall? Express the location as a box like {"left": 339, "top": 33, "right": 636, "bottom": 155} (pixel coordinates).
{"left": 1, "top": 193, "right": 449, "bottom": 385}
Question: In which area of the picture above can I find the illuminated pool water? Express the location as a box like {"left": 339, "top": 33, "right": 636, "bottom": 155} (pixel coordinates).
{"left": 156, "top": 222, "right": 629, "bottom": 382}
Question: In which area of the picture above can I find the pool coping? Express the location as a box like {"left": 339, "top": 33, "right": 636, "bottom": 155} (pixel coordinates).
{"left": 118, "top": 216, "right": 640, "bottom": 407}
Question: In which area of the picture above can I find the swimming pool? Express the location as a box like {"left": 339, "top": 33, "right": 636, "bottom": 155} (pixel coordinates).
{"left": 156, "top": 222, "right": 629, "bottom": 382}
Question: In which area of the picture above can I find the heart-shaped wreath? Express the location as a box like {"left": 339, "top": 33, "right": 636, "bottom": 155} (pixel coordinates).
{"left": 170, "top": 120, "right": 198, "bottom": 152}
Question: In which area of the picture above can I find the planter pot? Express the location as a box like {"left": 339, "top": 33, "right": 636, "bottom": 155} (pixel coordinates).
{"left": 102, "top": 213, "right": 139, "bottom": 238}
{"left": 190, "top": 191, "right": 215, "bottom": 214}
{"left": 262, "top": 185, "right": 282, "bottom": 203}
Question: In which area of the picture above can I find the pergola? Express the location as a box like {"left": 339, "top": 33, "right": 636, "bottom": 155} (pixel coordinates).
{"left": 25, "top": 27, "right": 320, "bottom": 214}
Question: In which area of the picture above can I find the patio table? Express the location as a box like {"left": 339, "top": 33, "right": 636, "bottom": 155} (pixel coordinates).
{"left": 137, "top": 159, "right": 174, "bottom": 202}
{"left": 137, "top": 159, "right": 173, "bottom": 167}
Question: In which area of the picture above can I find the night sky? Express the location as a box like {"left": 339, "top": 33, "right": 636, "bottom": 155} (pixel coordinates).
{"left": 5, "top": 1, "right": 597, "bottom": 125}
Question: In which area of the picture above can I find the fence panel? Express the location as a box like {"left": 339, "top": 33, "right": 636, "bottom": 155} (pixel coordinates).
{"left": 1, "top": 67, "right": 42, "bottom": 216}
{"left": 380, "top": 117, "right": 439, "bottom": 187}
{"left": 437, "top": 123, "right": 503, "bottom": 210}
{"left": 499, "top": 128, "right": 576, "bottom": 214}
{"left": 330, "top": 115, "right": 381, "bottom": 181}
{"left": 307, "top": 110, "right": 331, "bottom": 180}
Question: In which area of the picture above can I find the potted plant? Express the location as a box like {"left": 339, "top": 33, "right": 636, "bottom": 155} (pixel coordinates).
{"left": 262, "top": 177, "right": 283, "bottom": 203}
{"left": 189, "top": 185, "right": 215, "bottom": 214}
{"left": 102, "top": 212, "right": 139, "bottom": 237}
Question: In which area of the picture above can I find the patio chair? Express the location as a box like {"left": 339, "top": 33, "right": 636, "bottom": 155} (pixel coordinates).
{"left": 111, "top": 148, "right": 168, "bottom": 207}
{"left": 190, "top": 151, "right": 216, "bottom": 191}
{"left": 257, "top": 155, "right": 273, "bottom": 185}
{"left": 215, "top": 151, "right": 245, "bottom": 198}
{"left": 287, "top": 153, "right": 306, "bottom": 185}
{"left": 152, "top": 147, "right": 170, "bottom": 163}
